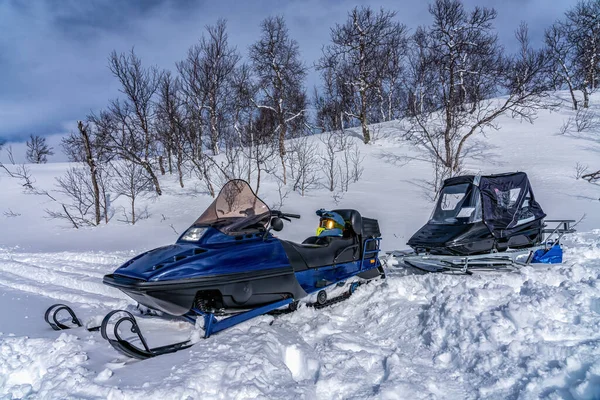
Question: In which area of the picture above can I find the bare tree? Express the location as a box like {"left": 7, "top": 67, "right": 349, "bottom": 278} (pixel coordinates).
{"left": 230, "top": 63, "right": 257, "bottom": 185}
{"left": 100, "top": 49, "right": 163, "bottom": 196}
{"left": 317, "top": 6, "right": 408, "bottom": 144}
{"left": 0, "top": 145, "right": 35, "bottom": 190}
{"left": 61, "top": 121, "right": 109, "bottom": 225}
{"left": 156, "top": 71, "right": 187, "bottom": 188}
{"left": 177, "top": 29, "right": 238, "bottom": 197}
{"left": 288, "top": 136, "right": 321, "bottom": 196}
{"left": 47, "top": 167, "right": 98, "bottom": 228}
{"left": 563, "top": 0, "right": 600, "bottom": 108}
{"left": 177, "top": 20, "right": 240, "bottom": 158}
{"left": 248, "top": 108, "right": 278, "bottom": 194}
{"left": 545, "top": 22, "right": 579, "bottom": 109}
{"left": 110, "top": 160, "right": 153, "bottom": 225}
{"left": 405, "top": 1, "right": 552, "bottom": 188}
{"left": 201, "top": 20, "right": 240, "bottom": 155}
{"left": 320, "top": 130, "right": 348, "bottom": 192}
{"left": 250, "top": 16, "right": 307, "bottom": 184}
{"left": 26, "top": 135, "right": 54, "bottom": 164}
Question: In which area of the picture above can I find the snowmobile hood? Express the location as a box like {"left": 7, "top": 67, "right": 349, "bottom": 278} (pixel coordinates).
{"left": 111, "top": 230, "right": 291, "bottom": 282}
{"left": 407, "top": 221, "right": 493, "bottom": 253}
{"left": 408, "top": 223, "right": 478, "bottom": 247}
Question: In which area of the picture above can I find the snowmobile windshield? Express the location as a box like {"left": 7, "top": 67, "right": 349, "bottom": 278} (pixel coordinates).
{"left": 429, "top": 183, "right": 483, "bottom": 225}
{"left": 193, "top": 180, "right": 271, "bottom": 234}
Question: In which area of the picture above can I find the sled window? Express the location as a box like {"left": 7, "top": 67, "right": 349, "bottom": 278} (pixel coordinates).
{"left": 439, "top": 184, "right": 468, "bottom": 211}
{"left": 430, "top": 183, "right": 482, "bottom": 224}
{"left": 494, "top": 188, "right": 520, "bottom": 210}
{"left": 515, "top": 190, "right": 535, "bottom": 225}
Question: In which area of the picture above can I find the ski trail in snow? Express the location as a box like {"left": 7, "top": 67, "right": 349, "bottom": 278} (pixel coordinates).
{"left": 0, "top": 268, "right": 127, "bottom": 308}
{"left": 0, "top": 257, "right": 118, "bottom": 296}
{"left": 0, "top": 251, "right": 130, "bottom": 309}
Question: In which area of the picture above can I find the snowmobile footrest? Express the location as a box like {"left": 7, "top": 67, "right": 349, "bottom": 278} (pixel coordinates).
{"left": 197, "top": 298, "right": 294, "bottom": 338}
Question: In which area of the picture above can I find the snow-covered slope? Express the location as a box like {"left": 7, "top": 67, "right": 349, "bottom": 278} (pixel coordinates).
{"left": 1, "top": 96, "right": 599, "bottom": 399}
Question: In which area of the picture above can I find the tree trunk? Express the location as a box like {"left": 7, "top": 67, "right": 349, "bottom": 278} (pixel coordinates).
{"left": 583, "top": 87, "right": 590, "bottom": 108}
{"left": 78, "top": 121, "right": 101, "bottom": 226}
{"left": 90, "top": 169, "right": 101, "bottom": 226}
{"left": 177, "top": 155, "right": 184, "bottom": 188}
{"left": 143, "top": 161, "right": 162, "bottom": 195}
{"left": 167, "top": 148, "right": 173, "bottom": 174}
{"left": 567, "top": 81, "right": 578, "bottom": 110}
{"left": 159, "top": 155, "right": 166, "bottom": 175}
{"left": 255, "top": 160, "right": 262, "bottom": 195}
{"left": 131, "top": 197, "right": 136, "bottom": 225}
{"left": 360, "top": 89, "right": 371, "bottom": 144}
{"left": 210, "top": 107, "right": 220, "bottom": 156}
{"left": 279, "top": 123, "right": 287, "bottom": 184}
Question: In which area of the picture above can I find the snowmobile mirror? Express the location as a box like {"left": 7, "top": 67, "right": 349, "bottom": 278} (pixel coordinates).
{"left": 270, "top": 217, "right": 284, "bottom": 232}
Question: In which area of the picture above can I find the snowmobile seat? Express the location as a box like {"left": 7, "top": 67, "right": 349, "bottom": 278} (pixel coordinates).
{"left": 280, "top": 209, "right": 371, "bottom": 271}
{"left": 281, "top": 237, "right": 359, "bottom": 271}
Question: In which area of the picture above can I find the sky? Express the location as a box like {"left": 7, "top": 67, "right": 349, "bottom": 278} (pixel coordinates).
{"left": 0, "top": 0, "right": 578, "bottom": 145}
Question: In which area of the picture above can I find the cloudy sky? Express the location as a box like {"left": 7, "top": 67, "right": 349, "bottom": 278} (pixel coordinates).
{"left": 0, "top": 0, "right": 577, "bottom": 143}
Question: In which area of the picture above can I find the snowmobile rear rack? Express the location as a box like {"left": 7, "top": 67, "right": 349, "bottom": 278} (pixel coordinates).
{"left": 542, "top": 219, "right": 576, "bottom": 239}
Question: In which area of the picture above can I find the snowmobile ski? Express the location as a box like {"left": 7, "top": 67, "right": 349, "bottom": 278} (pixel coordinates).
{"left": 100, "top": 298, "right": 294, "bottom": 359}
{"left": 44, "top": 303, "right": 100, "bottom": 332}
{"left": 100, "top": 310, "right": 192, "bottom": 360}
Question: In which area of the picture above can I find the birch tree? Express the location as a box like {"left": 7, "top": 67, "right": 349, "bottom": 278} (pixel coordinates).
{"left": 317, "top": 6, "right": 407, "bottom": 144}
{"left": 100, "top": 49, "right": 163, "bottom": 195}
{"left": 406, "top": 0, "right": 552, "bottom": 187}
{"left": 249, "top": 16, "right": 307, "bottom": 184}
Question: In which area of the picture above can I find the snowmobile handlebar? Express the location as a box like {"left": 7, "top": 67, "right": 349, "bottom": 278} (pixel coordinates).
{"left": 271, "top": 211, "right": 301, "bottom": 220}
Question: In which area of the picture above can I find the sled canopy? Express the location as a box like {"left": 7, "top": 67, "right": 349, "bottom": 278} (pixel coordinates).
{"left": 446, "top": 172, "right": 546, "bottom": 238}
{"left": 409, "top": 172, "right": 547, "bottom": 256}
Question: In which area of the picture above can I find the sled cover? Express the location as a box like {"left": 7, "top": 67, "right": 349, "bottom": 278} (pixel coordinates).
{"left": 443, "top": 172, "right": 546, "bottom": 238}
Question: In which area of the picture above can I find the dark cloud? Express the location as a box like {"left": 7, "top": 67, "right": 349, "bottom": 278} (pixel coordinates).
{"left": 0, "top": 0, "right": 578, "bottom": 142}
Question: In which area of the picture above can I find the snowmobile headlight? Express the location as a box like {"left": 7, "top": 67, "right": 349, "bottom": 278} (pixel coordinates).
{"left": 181, "top": 227, "right": 207, "bottom": 242}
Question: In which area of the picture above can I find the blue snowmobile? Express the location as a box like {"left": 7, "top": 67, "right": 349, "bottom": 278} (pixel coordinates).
{"left": 45, "top": 179, "right": 383, "bottom": 359}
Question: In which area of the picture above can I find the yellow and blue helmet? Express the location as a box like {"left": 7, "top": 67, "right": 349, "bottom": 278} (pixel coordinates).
{"left": 315, "top": 209, "right": 345, "bottom": 237}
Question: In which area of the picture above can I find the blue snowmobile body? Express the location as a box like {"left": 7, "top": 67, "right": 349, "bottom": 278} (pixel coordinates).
{"left": 103, "top": 180, "right": 383, "bottom": 317}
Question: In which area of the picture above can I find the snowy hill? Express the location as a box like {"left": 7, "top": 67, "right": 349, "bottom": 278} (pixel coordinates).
{"left": 1, "top": 96, "right": 599, "bottom": 399}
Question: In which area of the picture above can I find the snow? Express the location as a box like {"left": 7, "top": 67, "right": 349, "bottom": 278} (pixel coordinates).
{"left": 1, "top": 93, "right": 600, "bottom": 399}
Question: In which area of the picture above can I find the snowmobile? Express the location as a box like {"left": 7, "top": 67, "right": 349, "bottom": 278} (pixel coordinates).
{"left": 388, "top": 172, "right": 575, "bottom": 274}
{"left": 45, "top": 179, "right": 383, "bottom": 359}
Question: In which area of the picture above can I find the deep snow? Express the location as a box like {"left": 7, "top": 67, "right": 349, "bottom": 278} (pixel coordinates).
{"left": 1, "top": 94, "right": 599, "bottom": 399}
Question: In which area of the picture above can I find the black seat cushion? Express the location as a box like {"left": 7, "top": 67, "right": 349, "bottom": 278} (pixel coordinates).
{"left": 280, "top": 237, "right": 359, "bottom": 271}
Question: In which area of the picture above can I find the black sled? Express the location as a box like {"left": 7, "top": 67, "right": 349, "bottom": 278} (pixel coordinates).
{"left": 392, "top": 172, "right": 575, "bottom": 273}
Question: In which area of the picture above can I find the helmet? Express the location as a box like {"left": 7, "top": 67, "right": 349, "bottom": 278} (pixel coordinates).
{"left": 315, "top": 209, "right": 346, "bottom": 237}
